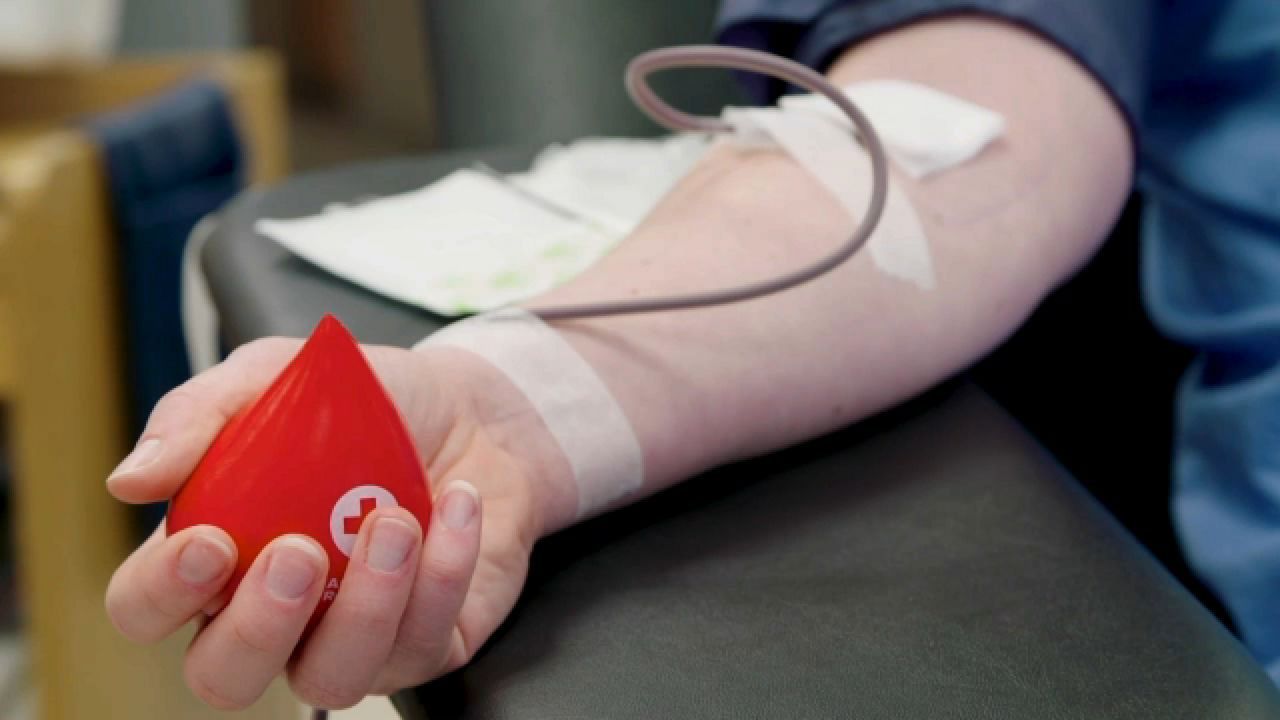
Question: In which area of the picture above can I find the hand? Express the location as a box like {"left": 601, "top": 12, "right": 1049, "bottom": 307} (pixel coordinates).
{"left": 104, "top": 337, "right": 570, "bottom": 710}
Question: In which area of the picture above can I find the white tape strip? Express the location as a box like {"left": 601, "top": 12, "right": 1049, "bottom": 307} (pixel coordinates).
{"left": 419, "top": 307, "right": 644, "bottom": 518}
{"left": 722, "top": 81, "right": 1005, "bottom": 290}
{"left": 725, "top": 106, "right": 936, "bottom": 289}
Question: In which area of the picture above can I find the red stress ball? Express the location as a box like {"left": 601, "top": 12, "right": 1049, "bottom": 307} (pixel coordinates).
{"left": 167, "top": 314, "right": 432, "bottom": 626}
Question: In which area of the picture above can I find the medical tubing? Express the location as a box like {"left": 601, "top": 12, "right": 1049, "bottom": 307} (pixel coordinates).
{"left": 530, "top": 45, "right": 888, "bottom": 321}
{"left": 309, "top": 46, "right": 884, "bottom": 720}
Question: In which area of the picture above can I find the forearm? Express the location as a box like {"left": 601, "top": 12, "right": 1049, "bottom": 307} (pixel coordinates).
{"left": 432, "top": 16, "right": 1133, "bottom": 535}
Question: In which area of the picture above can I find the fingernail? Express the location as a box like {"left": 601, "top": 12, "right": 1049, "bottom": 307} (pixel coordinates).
{"left": 266, "top": 538, "right": 322, "bottom": 601}
{"left": 366, "top": 517, "right": 416, "bottom": 573}
{"left": 177, "top": 533, "right": 234, "bottom": 585}
{"left": 108, "top": 438, "right": 162, "bottom": 481}
{"left": 440, "top": 481, "right": 479, "bottom": 531}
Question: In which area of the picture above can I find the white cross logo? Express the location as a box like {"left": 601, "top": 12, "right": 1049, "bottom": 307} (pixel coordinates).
{"left": 329, "top": 485, "right": 398, "bottom": 557}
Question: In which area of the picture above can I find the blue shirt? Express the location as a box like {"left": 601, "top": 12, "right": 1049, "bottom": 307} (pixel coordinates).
{"left": 717, "top": 0, "right": 1280, "bottom": 685}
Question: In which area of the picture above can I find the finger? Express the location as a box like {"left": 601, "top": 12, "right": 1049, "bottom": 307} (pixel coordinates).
{"left": 106, "top": 337, "right": 303, "bottom": 503}
{"left": 289, "top": 508, "right": 422, "bottom": 709}
{"left": 106, "top": 523, "right": 237, "bottom": 644}
{"left": 372, "top": 481, "right": 481, "bottom": 693}
{"left": 184, "top": 535, "right": 327, "bottom": 711}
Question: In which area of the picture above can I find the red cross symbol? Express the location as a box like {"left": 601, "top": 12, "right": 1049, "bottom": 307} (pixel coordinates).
{"left": 342, "top": 496, "right": 378, "bottom": 535}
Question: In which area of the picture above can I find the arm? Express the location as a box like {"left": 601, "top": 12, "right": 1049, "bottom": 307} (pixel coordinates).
{"left": 495, "top": 15, "right": 1134, "bottom": 533}
{"left": 103, "top": 14, "right": 1134, "bottom": 709}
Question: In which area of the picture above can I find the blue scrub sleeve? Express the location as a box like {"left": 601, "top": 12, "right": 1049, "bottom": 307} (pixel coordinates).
{"left": 716, "top": 0, "right": 1153, "bottom": 135}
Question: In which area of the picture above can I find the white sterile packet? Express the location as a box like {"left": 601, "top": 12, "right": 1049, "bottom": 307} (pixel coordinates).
{"left": 257, "top": 168, "right": 618, "bottom": 316}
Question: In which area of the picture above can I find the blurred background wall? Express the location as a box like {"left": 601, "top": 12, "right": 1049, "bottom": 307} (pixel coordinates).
{"left": 248, "top": 0, "right": 436, "bottom": 170}
{"left": 117, "top": 0, "right": 246, "bottom": 53}
{"left": 117, "top": 0, "right": 436, "bottom": 171}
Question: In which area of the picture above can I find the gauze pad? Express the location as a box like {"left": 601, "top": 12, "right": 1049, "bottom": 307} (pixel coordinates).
{"left": 781, "top": 80, "right": 1006, "bottom": 179}
{"left": 420, "top": 308, "right": 644, "bottom": 519}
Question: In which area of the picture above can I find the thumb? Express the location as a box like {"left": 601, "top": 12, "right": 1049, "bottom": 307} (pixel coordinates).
{"left": 106, "top": 337, "right": 303, "bottom": 504}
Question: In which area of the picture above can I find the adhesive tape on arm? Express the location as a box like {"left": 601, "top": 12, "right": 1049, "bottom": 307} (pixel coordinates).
{"left": 418, "top": 307, "right": 644, "bottom": 519}
{"left": 727, "top": 106, "right": 936, "bottom": 290}
{"left": 723, "top": 80, "right": 1006, "bottom": 290}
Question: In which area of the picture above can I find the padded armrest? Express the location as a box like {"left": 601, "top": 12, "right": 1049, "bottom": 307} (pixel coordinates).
{"left": 391, "top": 385, "right": 1279, "bottom": 719}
